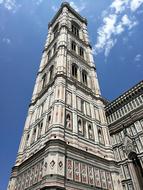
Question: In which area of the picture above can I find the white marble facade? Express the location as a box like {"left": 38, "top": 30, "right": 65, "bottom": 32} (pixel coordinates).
{"left": 8, "top": 3, "right": 123, "bottom": 190}
{"left": 106, "top": 81, "right": 143, "bottom": 190}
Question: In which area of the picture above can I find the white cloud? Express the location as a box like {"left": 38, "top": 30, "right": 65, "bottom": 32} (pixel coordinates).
{"left": 94, "top": 0, "right": 143, "bottom": 57}
{"left": 2, "top": 38, "right": 11, "bottom": 44}
{"left": 51, "top": 1, "right": 85, "bottom": 13}
{"left": 51, "top": 1, "right": 86, "bottom": 13}
{"left": 0, "top": 0, "right": 21, "bottom": 12}
{"left": 105, "top": 39, "right": 117, "bottom": 57}
{"left": 134, "top": 54, "right": 141, "bottom": 61}
{"left": 122, "top": 15, "right": 131, "bottom": 25}
{"left": 0, "top": 0, "right": 16, "bottom": 10}
{"left": 130, "top": 0, "right": 143, "bottom": 12}
{"left": 95, "top": 14, "right": 117, "bottom": 52}
{"left": 110, "top": 0, "right": 129, "bottom": 13}
{"left": 116, "top": 23, "right": 124, "bottom": 34}
{"left": 121, "top": 14, "right": 138, "bottom": 29}
{"left": 69, "top": 1, "right": 85, "bottom": 12}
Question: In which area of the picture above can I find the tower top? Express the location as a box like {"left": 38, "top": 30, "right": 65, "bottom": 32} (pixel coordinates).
{"left": 48, "top": 2, "right": 87, "bottom": 28}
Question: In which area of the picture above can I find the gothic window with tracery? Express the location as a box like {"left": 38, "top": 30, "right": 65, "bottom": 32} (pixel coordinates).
{"left": 71, "top": 41, "right": 77, "bottom": 52}
{"left": 53, "top": 23, "right": 59, "bottom": 37}
{"left": 82, "top": 70, "right": 87, "bottom": 85}
{"left": 79, "top": 46, "right": 84, "bottom": 57}
{"left": 71, "top": 21, "right": 79, "bottom": 37}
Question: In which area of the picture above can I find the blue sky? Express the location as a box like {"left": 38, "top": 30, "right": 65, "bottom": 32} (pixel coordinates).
{"left": 0, "top": 0, "right": 143, "bottom": 189}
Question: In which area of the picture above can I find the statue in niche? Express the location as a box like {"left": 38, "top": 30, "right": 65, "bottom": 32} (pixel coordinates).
{"left": 66, "top": 113, "right": 72, "bottom": 129}
{"left": 78, "top": 119, "right": 84, "bottom": 135}
{"left": 88, "top": 125, "right": 93, "bottom": 140}
{"left": 98, "top": 128, "right": 104, "bottom": 144}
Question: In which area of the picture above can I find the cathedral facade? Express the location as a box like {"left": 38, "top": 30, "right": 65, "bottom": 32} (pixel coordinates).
{"left": 106, "top": 81, "right": 143, "bottom": 190}
{"left": 8, "top": 2, "right": 143, "bottom": 190}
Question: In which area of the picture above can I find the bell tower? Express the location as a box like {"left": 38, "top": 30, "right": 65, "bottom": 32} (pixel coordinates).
{"left": 8, "top": 3, "right": 122, "bottom": 190}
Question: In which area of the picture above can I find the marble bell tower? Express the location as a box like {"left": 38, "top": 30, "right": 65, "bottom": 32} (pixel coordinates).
{"left": 8, "top": 2, "right": 122, "bottom": 190}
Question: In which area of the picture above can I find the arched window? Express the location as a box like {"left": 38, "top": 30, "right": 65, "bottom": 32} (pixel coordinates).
{"left": 71, "top": 41, "right": 76, "bottom": 52}
{"left": 82, "top": 70, "right": 87, "bottom": 85}
{"left": 49, "top": 65, "right": 54, "bottom": 80}
{"left": 71, "top": 21, "right": 80, "bottom": 37}
{"left": 53, "top": 23, "right": 59, "bottom": 37}
{"left": 88, "top": 124, "right": 94, "bottom": 140}
{"left": 128, "top": 152, "right": 143, "bottom": 188}
{"left": 72, "top": 63, "right": 78, "bottom": 79}
{"left": 48, "top": 115, "right": 51, "bottom": 123}
{"left": 79, "top": 47, "right": 84, "bottom": 57}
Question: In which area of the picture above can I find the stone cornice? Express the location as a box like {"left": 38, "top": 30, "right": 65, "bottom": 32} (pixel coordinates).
{"left": 108, "top": 105, "right": 143, "bottom": 134}
{"left": 44, "top": 25, "right": 91, "bottom": 55}
{"left": 67, "top": 49, "right": 91, "bottom": 69}
{"left": 29, "top": 73, "right": 106, "bottom": 107}
{"left": 68, "top": 29, "right": 91, "bottom": 48}
{"left": 38, "top": 51, "right": 58, "bottom": 75}
{"left": 39, "top": 48, "right": 96, "bottom": 77}
{"left": 105, "top": 80, "right": 143, "bottom": 114}
{"left": 48, "top": 2, "right": 87, "bottom": 29}
{"left": 45, "top": 139, "right": 118, "bottom": 168}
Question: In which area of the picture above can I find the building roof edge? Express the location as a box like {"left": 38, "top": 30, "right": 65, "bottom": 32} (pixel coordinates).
{"left": 105, "top": 80, "right": 143, "bottom": 111}
{"left": 48, "top": 2, "right": 87, "bottom": 28}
